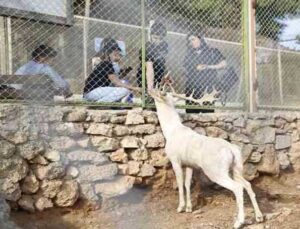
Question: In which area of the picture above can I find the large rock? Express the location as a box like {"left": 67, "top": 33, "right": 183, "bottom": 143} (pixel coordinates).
{"left": 94, "top": 176, "right": 135, "bottom": 198}
{"left": 243, "top": 163, "right": 258, "bottom": 181}
{"left": 67, "top": 150, "right": 108, "bottom": 165}
{"left": 86, "top": 123, "right": 113, "bottom": 136}
{"left": 138, "top": 164, "right": 156, "bottom": 177}
{"left": 54, "top": 123, "right": 84, "bottom": 137}
{"left": 241, "top": 144, "right": 253, "bottom": 163}
{"left": 149, "top": 149, "right": 169, "bottom": 167}
{"left": 18, "top": 141, "right": 45, "bottom": 160}
{"left": 34, "top": 196, "right": 53, "bottom": 211}
{"left": 248, "top": 151, "right": 262, "bottom": 163}
{"left": 110, "top": 115, "right": 126, "bottom": 124}
{"left": 257, "top": 145, "right": 280, "bottom": 175}
{"left": 0, "top": 140, "right": 15, "bottom": 159}
{"left": 129, "top": 148, "right": 148, "bottom": 161}
{"left": 130, "top": 124, "right": 156, "bottom": 135}
{"left": 0, "top": 178, "right": 21, "bottom": 201}
{"left": 125, "top": 109, "right": 145, "bottom": 125}
{"left": 233, "top": 117, "right": 246, "bottom": 128}
{"left": 54, "top": 180, "right": 79, "bottom": 207}
{"left": 40, "top": 180, "right": 63, "bottom": 198}
{"left": 78, "top": 164, "right": 118, "bottom": 183}
{"left": 44, "top": 150, "right": 61, "bottom": 162}
{"left": 288, "top": 142, "right": 300, "bottom": 170}
{"left": 0, "top": 130, "right": 29, "bottom": 144}
{"left": 143, "top": 111, "right": 159, "bottom": 124}
{"left": 18, "top": 195, "right": 35, "bottom": 212}
{"left": 128, "top": 161, "right": 141, "bottom": 175}
{"left": 205, "top": 127, "right": 228, "bottom": 139}
{"left": 110, "top": 148, "right": 128, "bottom": 163}
{"left": 79, "top": 184, "right": 99, "bottom": 202}
{"left": 230, "top": 132, "right": 250, "bottom": 143}
{"left": 88, "top": 111, "right": 111, "bottom": 123}
{"left": 49, "top": 136, "right": 77, "bottom": 151}
{"left": 275, "top": 135, "right": 292, "bottom": 150}
{"left": 29, "top": 155, "right": 49, "bottom": 165}
{"left": 252, "top": 127, "right": 276, "bottom": 144}
{"left": 33, "top": 162, "right": 65, "bottom": 180}
{"left": 90, "top": 136, "right": 119, "bottom": 151}
{"left": 144, "top": 133, "right": 165, "bottom": 148}
{"left": 277, "top": 151, "right": 290, "bottom": 169}
{"left": 0, "top": 155, "right": 28, "bottom": 183}
{"left": 21, "top": 174, "right": 39, "bottom": 194}
{"left": 113, "top": 125, "right": 129, "bottom": 136}
{"left": 121, "top": 136, "right": 139, "bottom": 148}
{"left": 64, "top": 110, "right": 87, "bottom": 122}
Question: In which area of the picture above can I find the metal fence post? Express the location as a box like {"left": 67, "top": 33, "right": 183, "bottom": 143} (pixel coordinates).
{"left": 243, "top": 0, "right": 257, "bottom": 112}
{"left": 83, "top": 0, "right": 91, "bottom": 80}
{"left": 141, "top": 0, "right": 146, "bottom": 108}
{"left": 277, "top": 48, "right": 283, "bottom": 105}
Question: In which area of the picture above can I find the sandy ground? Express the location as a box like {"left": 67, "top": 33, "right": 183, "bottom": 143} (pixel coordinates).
{"left": 11, "top": 173, "right": 300, "bottom": 229}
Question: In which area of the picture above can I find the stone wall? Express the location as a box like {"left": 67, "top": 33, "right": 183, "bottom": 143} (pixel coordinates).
{"left": 1, "top": 104, "right": 300, "bottom": 212}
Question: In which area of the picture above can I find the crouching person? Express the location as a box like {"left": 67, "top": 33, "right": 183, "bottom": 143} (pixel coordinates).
{"left": 83, "top": 39, "right": 140, "bottom": 102}
{"left": 15, "top": 44, "right": 72, "bottom": 98}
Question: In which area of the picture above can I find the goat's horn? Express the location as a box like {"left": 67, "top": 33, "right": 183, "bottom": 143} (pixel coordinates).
{"left": 190, "top": 89, "right": 195, "bottom": 98}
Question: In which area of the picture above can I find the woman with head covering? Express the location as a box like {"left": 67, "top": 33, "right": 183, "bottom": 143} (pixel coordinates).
{"left": 83, "top": 38, "right": 140, "bottom": 102}
{"left": 184, "top": 30, "right": 235, "bottom": 113}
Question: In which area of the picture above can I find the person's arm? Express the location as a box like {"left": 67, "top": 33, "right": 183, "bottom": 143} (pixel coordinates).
{"left": 42, "top": 65, "right": 72, "bottom": 97}
{"left": 108, "top": 74, "right": 141, "bottom": 93}
{"left": 197, "top": 48, "right": 227, "bottom": 71}
{"left": 206, "top": 60, "right": 227, "bottom": 70}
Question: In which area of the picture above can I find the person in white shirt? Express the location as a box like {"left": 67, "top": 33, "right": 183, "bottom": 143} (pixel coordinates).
{"left": 15, "top": 45, "right": 72, "bottom": 98}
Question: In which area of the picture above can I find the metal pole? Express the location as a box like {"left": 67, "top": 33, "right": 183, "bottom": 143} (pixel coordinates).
{"left": 6, "top": 17, "right": 12, "bottom": 74}
{"left": 243, "top": 0, "right": 257, "bottom": 112}
{"left": 277, "top": 48, "right": 283, "bottom": 104}
{"left": 141, "top": 0, "right": 146, "bottom": 108}
{"left": 83, "top": 0, "right": 91, "bottom": 79}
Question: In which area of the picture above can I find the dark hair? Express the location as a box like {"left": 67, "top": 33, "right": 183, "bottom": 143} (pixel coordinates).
{"left": 99, "top": 37, "right": 121, "bottom": 61}
{"left": 186, "top": 30, "right": 209, "bottom": 50}
{"left": 150, "top": 22, "right": 167, "bottom": 37}
{"left": 32, "top": 45, "right": 57, "bottom": 60}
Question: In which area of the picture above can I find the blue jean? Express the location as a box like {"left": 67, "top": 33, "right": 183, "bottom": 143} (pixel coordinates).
{"left": 83, "top": 87, "right": 130, "bottom": 102}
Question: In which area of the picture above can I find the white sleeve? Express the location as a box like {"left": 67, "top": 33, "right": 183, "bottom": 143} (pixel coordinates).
{"left": 42, "top": 65, "right": 70, "bottom": 90}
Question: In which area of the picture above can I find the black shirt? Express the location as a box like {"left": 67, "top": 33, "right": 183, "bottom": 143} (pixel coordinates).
{"left": 184, "top": 47, "right": 225, "bottom": 97}
{"left": 137, "top": 41, "right": 168, "bottom": 87}
{"left": 83, "top": 61, "right": 114, "bottom": 94}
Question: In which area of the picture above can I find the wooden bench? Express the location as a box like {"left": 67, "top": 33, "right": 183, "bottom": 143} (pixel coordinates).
{"left": 0, "top": 74, "right": 57, "bottom": 101}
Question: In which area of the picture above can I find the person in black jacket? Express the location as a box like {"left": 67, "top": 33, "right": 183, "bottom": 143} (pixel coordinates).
{"left": 183, "top": 30, "right": 238, "bottom": 113}
{"left": 137, "top": 21, "right": 168, "bottom": 92}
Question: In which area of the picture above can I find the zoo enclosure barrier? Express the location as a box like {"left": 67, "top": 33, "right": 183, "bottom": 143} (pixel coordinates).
{"left": 0, "top": 0, "right": 299, "bottom": 111}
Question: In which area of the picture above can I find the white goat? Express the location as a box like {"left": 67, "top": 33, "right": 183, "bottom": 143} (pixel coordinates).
{"left": 149, "top": 87, "right": 263, "bottom": 229}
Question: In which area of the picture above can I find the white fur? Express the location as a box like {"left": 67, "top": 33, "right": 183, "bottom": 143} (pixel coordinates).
{"left": 152, "top": 92, "right": 263, "bottom": 229}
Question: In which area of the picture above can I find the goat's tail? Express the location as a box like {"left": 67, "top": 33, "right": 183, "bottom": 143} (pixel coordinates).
{"left": 230, "top": 144, "right": 243, "bottom": 175}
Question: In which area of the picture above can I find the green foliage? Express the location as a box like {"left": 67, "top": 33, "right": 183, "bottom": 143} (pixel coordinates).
{"left": 159, "top": 0, "right": 300, "bottom": 40}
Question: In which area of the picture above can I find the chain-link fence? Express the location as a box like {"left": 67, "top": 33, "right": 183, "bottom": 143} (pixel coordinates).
{"left": 0, "top": 0, "right": 299, "bottom": 111}
{"left": 255, "top": 0, "right": 300, "bottom": 109}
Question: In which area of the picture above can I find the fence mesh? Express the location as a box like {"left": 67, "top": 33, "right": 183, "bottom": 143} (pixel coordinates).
{"left": 0, "top": 0, "right": 299, "bottom": 110}
{"left": 256, "top": 0, "right": 300, "bottom": 108}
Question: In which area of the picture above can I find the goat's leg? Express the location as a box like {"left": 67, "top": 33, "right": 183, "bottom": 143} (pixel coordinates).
{"left": 171, "top": 161, "right": 185, "bottom": 213}
{"left": 208, "top": 174, "right": 245, "bottom": 229}
{"left": 233, "top": 172, "right": 263, "bottom": 223}
{"left": 185, "top": 167, "right": 193, "bottom": 212}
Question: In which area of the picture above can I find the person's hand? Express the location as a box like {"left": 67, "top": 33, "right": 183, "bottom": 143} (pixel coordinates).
{"left": 197, "top": 64, "right": 208, "bottom": 71}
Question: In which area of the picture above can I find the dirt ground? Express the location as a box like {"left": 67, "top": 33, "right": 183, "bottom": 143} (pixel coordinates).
{"left": 11, "top": 173, "right": 300, "bottom": 229}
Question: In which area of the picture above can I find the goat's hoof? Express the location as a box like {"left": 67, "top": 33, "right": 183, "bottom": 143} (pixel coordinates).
{"left": 177, "top": 206, "right": 185, "bottom": 213}
{"left": 185, "top": 206, "right": 192, "bottom": 213}
{"left": 255, "top": 213, "right": 264, "bottom": 223}
{"left": 233, "top": 221, "right": 244, "bottom": 229}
